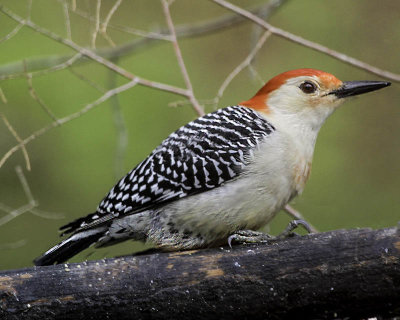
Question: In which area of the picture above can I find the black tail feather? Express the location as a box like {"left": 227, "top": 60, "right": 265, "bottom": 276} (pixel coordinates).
{"left": 34, "top": 229, "right": 105, "bottom": 266}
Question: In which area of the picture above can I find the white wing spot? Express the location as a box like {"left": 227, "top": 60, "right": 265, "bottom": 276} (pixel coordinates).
{"left": 124, "top": 206, "right": 132, "bottom": 213}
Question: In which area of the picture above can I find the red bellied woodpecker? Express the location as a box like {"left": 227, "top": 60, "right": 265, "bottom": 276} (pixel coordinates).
{"left": 34, "top": 68, "right": 391, "bottom": 266}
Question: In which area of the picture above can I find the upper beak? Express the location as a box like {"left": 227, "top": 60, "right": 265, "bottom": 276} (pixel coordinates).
{"left": 330, "top": 81, "right": 391, "bottom": 98}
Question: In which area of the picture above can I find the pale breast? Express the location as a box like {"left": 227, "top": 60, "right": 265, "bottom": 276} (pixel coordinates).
{"left": 293, "top": 159, "right": 312, "bottom": 194}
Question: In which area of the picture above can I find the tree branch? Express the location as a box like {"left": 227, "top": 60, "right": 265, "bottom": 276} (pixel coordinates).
{"left": 0, "top": 2, "right": 282, "bottom": 80}
{"left": 99, "top": 0, "right": 124, "bottom": 47}
{"left": 0, "top": 166, "right": 37, "bottom": 227}
{"left": 161, "top": 0, "right": 204, "bottom": 116}
{"left": 90, "top": 0, "right": 101, "bottom": 49}
{"left": 0, "top": 5, "right": 190, "bottom": 97}
{"left": 212, "top": 0, "right": 400, "bottom": 82}
{"left": 213, "top": 30, "right": 272, "bottom": 106}
{"left": 1, "top": 226, "right": 399, "bottom": 319}
{"left": 0, "top": 79, "right": 139, "bottom": 169}
{"left": 0, "top": 114, "right": 31, "bottom": 171}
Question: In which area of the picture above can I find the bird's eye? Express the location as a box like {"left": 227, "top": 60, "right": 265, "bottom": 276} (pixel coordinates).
{"left": 299, "top": 81, "right": 317, "bottom": 94}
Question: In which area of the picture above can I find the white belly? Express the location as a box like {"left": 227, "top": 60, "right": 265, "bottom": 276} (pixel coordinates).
{"left": 162, "top": 132, "right": 301, "bottom": 239}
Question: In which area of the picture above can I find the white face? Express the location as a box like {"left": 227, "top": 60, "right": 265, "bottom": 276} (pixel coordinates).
{"left": 266, "top": 75, "right": 344, "bottom": 129}
{"left": 269, "top": 76, "right": 343, "bottom": 113}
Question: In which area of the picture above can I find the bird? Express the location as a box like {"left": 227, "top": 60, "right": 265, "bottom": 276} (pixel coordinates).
{"left": 34, "top": 68, "right": 391, "bottom": 266}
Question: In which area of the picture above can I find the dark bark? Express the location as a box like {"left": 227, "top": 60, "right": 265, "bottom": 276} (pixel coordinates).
{"left": 1, "top": 226, "right": 399, "bottom": 320}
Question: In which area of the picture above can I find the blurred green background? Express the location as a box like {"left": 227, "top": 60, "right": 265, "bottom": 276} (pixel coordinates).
{"left": 0, "top": 0, "right": 399, "bottom": 270}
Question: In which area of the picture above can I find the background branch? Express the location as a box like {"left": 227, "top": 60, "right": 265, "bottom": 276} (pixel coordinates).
{"left": 0, "top": 166, "right": 37, "bottom": 227}
{"left": 162, "top": 0, "right": 204, "bottom": 116}
{"left": 0, "top": 5, "right": 189, "bottom": 97}
{"left": 1, "top": 114, "right": 31, "bottom": 171}
{"left": 0, "top": 80, "right": 139, "bottom": 169}
{"left": 0, "top": 2, "right": 279, "bottom": 80}
{"left": 213, "top": 30, "right": 272, "bottom": 106}
{"left": 212, "top": 0, "right": 400, "bottom": 82}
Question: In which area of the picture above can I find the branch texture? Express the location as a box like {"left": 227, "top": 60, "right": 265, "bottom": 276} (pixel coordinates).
{"left": 0, "top": 226, "right": 399, "bottom": 319}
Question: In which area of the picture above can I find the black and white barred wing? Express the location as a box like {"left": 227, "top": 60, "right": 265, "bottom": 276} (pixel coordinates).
{"left": 61, "top": 106, "right": 274, "bottom": 234}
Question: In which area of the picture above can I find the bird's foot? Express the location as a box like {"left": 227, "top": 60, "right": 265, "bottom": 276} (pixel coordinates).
{"left": 227, "top": 219, "right": 313, "bottom": 248}
{"left": 276, "top": 219, "right": 313, "bottom": 240}
{"left": 227, "top": 230, "right": 274, "bottom": 248}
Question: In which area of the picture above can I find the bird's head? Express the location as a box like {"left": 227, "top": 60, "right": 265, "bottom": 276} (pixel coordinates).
{"left": 241, "top": 68, "right": 390, "bottom": 130}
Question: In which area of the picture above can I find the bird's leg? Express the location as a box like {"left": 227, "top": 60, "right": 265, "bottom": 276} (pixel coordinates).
{"left": 227, "top": 219, "right": 313, "bottom": 248}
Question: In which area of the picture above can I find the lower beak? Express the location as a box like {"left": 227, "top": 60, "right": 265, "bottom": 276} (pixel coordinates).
{"left": 331, "top": 81, "right": 391, "bottom": 98}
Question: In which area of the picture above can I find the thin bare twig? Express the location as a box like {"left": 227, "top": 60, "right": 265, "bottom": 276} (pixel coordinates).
{"left": 72, "top": 4, "right": 171, "bottom": 41}
{"left": 215, "top": 30, "right": 272, "bottom": 105}
{"left": 161, "top": 0, "right": 204, "bottom": 116}
{"left": 0, "top": 5, "right": 190, "bottom": 97}
{"left": 207, "top": 1, "right": 282, "bottom": 108}
{"left": 100, "top": 0, "right": 123, "bottom": 47}
{"left": 24, "top": 61, "right": 59, "bottom": 123}
{"left": 169, "top": 32, "right": 272, "bottom": 109}
{"left": 0, "top": 23, "right": 23, "bottom": 44}
{"left": 91, "top": 0, "right": 101, "bottom": 48}
{"left": 29, "top": 208, "right": 65, "bottom": 220}
{"left": 248, "top": 1, "right": 278, "bottom": 78}
{"left": 0, "top": 87, "right": 7, "bottom": 103}
{"left": 69, "top": 67, "right": 106, "bottom": 92}
{"left": 70, "top": 1, "right": 282, "bottom": 43}
{"left": 0, "top": 202, "right": 36, "bottom": 227}
{"left": 0, "top": 3, "right": 279, "bottom": 80}
{"left": 107, "top": 57, "right": 128, "bottom": 180}
{"left": 0, "top": 203, "right": 13, "bottom": 213}
{"left": 0, "top": 199, "right": 64, "bottom": 220}
{"left": 0, "top": 80, "right": 138, "bottom": 169}
{"left": 1, "top": 114, "right": 31, "bottom": 171}
{"left": 101, "top": 0, "right": 123, "bottom": 33}
{"left": 247, "top": 64, "right": 265, "bottom": 86}
{"left": 0, "top": 53, "right": 82, "bottom": 81}
{"left": 284, "top": 204, "right": 318, "bottom": 233}
{"left": 0, "top": 166, "right": 37, "bottom": 227}
{"left": 15, "top": 165, "right": 35, "bottom": 204}
{"left": 61, "top": 0, "right": 72, "bottom": 40}
{"left": 59, "top": 80, "right": 138, "bottom": 125}
{"left": 212, "top": 0, "right": 400, "bottom": 82}
{"left": 0, "top": 0, "right": 31, "bottom": 43}
{"left": 26, "top": 0, "right": 32, "bottom": 21}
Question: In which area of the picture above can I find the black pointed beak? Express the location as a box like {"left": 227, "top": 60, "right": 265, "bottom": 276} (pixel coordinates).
{"left": 330, "top": 81, "right": 391, "bottom": 98}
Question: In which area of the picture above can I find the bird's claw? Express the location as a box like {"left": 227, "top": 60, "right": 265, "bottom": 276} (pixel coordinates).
{"left": 227, "top": 234, "right": 235, "bottom": 249}
{"left": 227, "top": 219, "right": 313, "bottom": 248}
{"left": 277, "top": 219, "right": 313, "bottom": 239}
{"left": 227, "top": 230, "right": 274, "bottom": 248}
